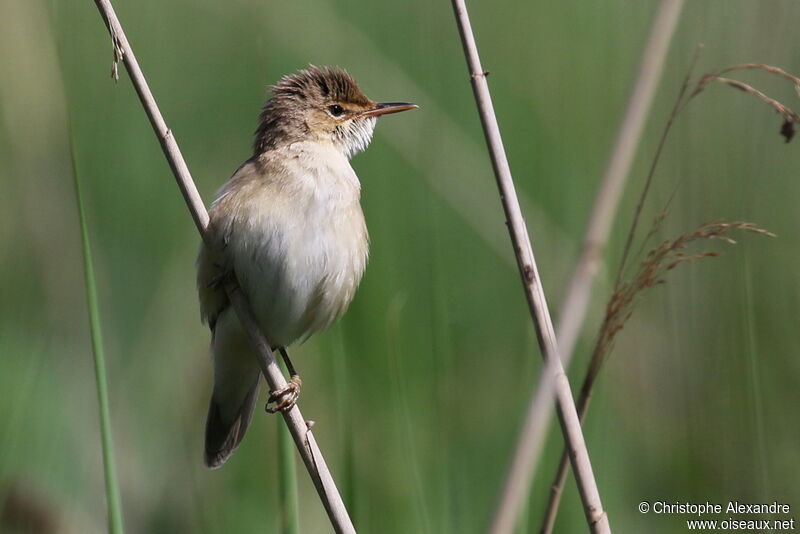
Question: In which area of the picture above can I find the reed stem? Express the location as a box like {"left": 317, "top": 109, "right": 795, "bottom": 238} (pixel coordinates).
{"left": 448, "top": 1, "right": 610, "bottom": 532}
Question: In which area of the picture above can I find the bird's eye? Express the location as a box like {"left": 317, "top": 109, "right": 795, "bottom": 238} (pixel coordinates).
{"left": 328, "top": 104, "right": 345, "bottom": 117}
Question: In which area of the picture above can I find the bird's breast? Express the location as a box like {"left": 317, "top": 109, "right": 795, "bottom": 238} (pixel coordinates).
{"left": 229, "top": 150, "right": 368, "bottom": 346}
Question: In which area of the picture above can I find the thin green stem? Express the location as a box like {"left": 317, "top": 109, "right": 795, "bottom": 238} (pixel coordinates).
{"left": 70, "top": 140, "right": 125, "bottom": 534}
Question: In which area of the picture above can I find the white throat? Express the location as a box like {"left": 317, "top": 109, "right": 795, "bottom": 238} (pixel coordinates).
{"left": 334, "top": 117, "right": 377, "bottom": 159}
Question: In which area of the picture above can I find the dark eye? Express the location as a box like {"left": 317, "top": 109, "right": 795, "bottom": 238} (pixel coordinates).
{"left": 328, "top": 104, "right": 345, "bottom": 117}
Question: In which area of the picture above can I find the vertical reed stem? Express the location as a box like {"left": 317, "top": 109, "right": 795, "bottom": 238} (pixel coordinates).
{"left": 448, "top": 1, "right": 610, "bottom": 532}
{"left": 486, "top": 1, "right": 684, "bottom": 531}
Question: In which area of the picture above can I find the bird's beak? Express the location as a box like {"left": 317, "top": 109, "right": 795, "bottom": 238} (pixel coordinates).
{"left": 359, "top": 102, "right": 418, "bottom": 118}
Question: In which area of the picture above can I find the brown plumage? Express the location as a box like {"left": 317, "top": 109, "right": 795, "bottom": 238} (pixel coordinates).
{"left": 197, "top": 66, "right": 416, "bottom": 468}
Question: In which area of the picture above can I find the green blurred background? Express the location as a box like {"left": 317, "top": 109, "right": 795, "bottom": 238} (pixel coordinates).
{"left": 1, "top": 0, "right": 799, "bottom": 532}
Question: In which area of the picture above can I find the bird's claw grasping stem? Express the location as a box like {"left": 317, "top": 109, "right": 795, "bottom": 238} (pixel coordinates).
{"left": 266, "top": 375, "right": 302, "bottom": 413}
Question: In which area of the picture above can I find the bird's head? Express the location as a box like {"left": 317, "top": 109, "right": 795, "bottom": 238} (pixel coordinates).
{"left": 254, "top": 66, "right": 416, "bottom": 159}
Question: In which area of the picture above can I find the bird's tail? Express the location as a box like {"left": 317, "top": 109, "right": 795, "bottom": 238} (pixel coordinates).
{"left": 204, "top": 377, "right": 260, "bottom": 468}
{"left": 204, "top": 310, "right": 262, "bottom": 469}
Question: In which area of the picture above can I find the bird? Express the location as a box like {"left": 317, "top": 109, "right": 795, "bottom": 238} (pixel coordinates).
{"left": 196, "top": 66, "right": 416, "bottom": 468}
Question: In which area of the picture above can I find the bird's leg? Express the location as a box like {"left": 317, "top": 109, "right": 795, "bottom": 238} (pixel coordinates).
{"left": 265, "top": 347, "right": 302, "bottom": 413}
{"left": 279, "top": 347, "right": 299, "bottom": 377}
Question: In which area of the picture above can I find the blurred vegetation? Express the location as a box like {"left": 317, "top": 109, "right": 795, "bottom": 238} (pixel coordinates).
{"left": 1, "top": 0, "right": 799, "bottom": 532}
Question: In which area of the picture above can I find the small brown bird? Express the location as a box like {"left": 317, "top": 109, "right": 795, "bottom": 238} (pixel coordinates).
{"left": 196, "top": 66, "right": 416, "bottom": 468}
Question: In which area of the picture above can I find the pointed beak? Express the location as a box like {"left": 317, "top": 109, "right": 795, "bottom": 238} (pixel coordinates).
{"left": 359, "top": 102, "right": 418, "bottom": 118}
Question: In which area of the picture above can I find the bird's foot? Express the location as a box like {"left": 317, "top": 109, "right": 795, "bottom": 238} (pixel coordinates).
{"left": 266, "top": 375, "right": 302, "bottom": 414}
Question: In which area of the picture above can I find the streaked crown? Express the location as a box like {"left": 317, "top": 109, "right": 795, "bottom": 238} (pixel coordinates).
{"left": 253, "top": 66, "right": 416, "bottom": 158}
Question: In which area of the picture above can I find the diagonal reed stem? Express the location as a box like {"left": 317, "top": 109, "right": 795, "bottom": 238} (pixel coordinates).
{"left": 485, "top": 2, "right": 684, "bottom": 533}
{"left": 90, "top": 1, "right": 355, "bottom": 532}
{"left": 557, "top": 0, "right": 685, "bottom": 359}
{"left": 70, "top": 139, "right": 126, "bottom": 534}
{"left": 448, "top": 1, "right": 610, "bottom": 533}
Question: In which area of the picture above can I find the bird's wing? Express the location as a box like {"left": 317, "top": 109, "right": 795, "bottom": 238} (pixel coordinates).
{"left": 196, "top": 236, "right": 229, "bottom": 332}
{"left": 196, "top": 159, "right": 259, "bottom": 332}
